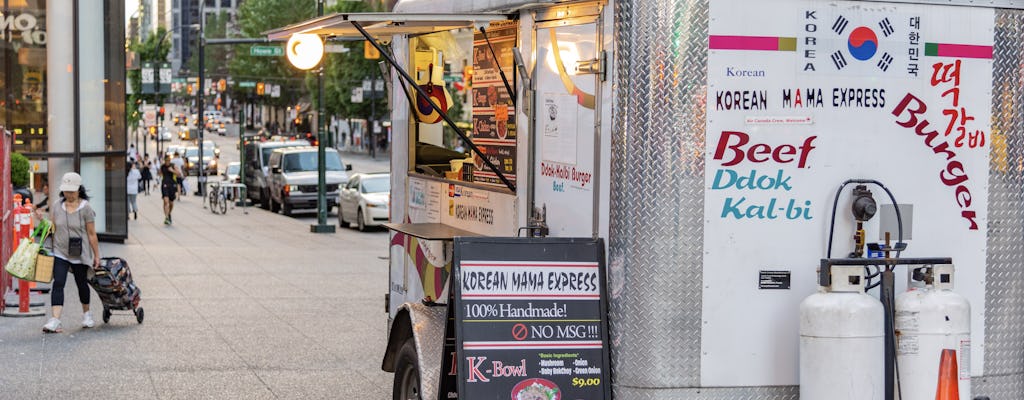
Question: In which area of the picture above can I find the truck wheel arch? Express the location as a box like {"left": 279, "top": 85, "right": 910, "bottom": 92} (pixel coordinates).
{"left": 382, "top": 308, "right": 413, "bottom": 372}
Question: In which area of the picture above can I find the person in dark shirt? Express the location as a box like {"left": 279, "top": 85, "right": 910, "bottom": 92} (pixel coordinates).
{"left": 160, "top": 155, "right": 182, "bottom": 225}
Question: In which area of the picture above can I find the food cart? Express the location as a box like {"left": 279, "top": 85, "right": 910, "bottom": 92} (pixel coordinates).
{"left": 267, "top": 0, "right": 1024, "bottom": 398}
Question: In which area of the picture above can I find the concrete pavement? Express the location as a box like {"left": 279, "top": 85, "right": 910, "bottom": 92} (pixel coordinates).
{"left": 0, "top": 155, "right": 394, "bottom": 399}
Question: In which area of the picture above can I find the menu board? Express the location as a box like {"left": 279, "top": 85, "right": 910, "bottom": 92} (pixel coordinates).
{"left": 454, "top": 237, "right": 611, "bottom": 400}
{"left": 471, "top": 20, "right": 518, "bottom": 187}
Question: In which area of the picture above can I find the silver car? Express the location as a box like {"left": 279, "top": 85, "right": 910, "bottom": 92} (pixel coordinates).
{"left": 338, "top": 173, "right": 390, "bottom": 231}
{"left": 267, "top": 147, "right": 351, "bottom": 216}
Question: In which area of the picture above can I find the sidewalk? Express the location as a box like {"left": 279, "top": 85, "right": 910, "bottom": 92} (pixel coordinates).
{"left": 0, "top": 180, "right": 392, "bottom": 399}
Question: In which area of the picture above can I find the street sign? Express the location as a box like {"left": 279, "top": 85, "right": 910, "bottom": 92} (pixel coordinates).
{"left": 250, "top": 46, "right": 284, "bottom": 57}
{"left": 362, "top": 79, "right": 372, "bottom": 91}
{"left": 141, "top": 62, "right": 155, "bottom": 94}
{"left": 325, "top": 44, "right": 349, "bottom": 53}
{"left": 239, "top": 81, "right": 256, "bottom": 88}
{"left": 374, "top": 79, "right": 385, "bottom": 92}
{"left": 271, "top": 84, "right": 281, "bottom": 98}
{"left": 158, "top": 63, "right": 172, "bottom": 93}
{"left": 351, "top": 87, "right": 364, "bottom": 103}
{"left": 363, "top": 40, "right": 380, "bottom": 59}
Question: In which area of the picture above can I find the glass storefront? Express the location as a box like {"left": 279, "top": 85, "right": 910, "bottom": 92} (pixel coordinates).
{"left": 2, "top": 1, "right": 128, "bottom": 240}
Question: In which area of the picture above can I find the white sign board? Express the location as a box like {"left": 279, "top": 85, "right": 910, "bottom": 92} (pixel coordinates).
{"left": 351, "top": 87, "right": 364, "bottom": 103}
{"left": 143, "top": 109, "right": 158, "bottom": 127}
{"left": 702, "top": 0, "right": 992, "bottom": 386}
{"left": 271, "top": 84, "right": 281, "bottom": 98}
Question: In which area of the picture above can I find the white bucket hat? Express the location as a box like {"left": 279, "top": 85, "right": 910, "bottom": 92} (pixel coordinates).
{"left": 59, "top": 172, "right": 82, "bottom": 192}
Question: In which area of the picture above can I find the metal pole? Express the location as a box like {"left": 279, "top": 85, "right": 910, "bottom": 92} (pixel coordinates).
{"left": 310, "top": 0, "right": 333, "bottom": 233}
{"left": 196, "top": 12, "right": 206, "bottom": 196}
{"left": 369, "top": 81, "right": 376, "bottom": 159}
{"left": 882, "top": 269, "right": 896, "bottom": 400}
{"left": 238, "top": 103, "right": 248, "bottom": 213}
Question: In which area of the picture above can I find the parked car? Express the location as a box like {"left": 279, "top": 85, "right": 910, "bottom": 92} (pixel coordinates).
{"left": 223, "top": 162, "right": 241, "bottom": 183}
{"left": 243, "top": 140, "right": 307, "bottom": 209}
{"left": 267, "top": 146, "right": 351, "bottom": 216}
{"left": 338, "top": 172, "right": 390, "bottom": 231}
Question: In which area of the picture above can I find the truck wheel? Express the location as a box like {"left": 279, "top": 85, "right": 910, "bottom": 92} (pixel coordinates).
{"left": 392, "top": 339, "right": 421, "bottom": 400}
{"left": 259, "top": 189, "right": 270, "bottom": 209}
{"left": 282, "top": 202, "right": 293, "bottom": 216}
{"left": 271, "top": 195, "right": 281, "bottom": 213}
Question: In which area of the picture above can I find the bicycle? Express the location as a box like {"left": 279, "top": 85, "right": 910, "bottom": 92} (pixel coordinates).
{"left": 206, "top": 182, "right": 228, "bottom": 215}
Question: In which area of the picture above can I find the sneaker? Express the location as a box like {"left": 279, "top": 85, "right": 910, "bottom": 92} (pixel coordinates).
{"left": 42, "top": 318, "right": 62, "bottom": 333}
{"left": 82, "top": 312, "right": 95, "bottom": 328}
{"left": 164, "top": 217, "right": 170, "bottom": 225}
{"left": 134, "top": 211, "right": 138, "bottom": 220}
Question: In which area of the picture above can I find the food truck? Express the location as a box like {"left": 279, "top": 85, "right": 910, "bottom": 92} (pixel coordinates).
{"left": 267, "top": 0, "right": 1024, "bottom": 398}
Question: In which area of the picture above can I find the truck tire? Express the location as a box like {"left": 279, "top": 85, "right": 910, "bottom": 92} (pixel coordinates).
{"left": 393, "top": 339, "right": 421, "bottom": 400}
{"left": 260, "top": 188, "right": 270, "bottom": 210}
{"left": 282, "top": 202, "right": 293, "bottom": 216}
{"left": 271, "top": 195, "right": 281, "bottom": 213}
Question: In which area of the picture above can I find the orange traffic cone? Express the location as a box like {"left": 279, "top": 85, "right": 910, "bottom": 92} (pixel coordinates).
{"left": 935, "top": 349, "right": 960, "bottom": 400}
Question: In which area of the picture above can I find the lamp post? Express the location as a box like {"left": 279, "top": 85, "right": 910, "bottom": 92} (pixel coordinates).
{"left": 196, "top": 11, "right": 207, "bottom": 197}
{"left": 285, "top": 9, "right": 331, "bottom": 233}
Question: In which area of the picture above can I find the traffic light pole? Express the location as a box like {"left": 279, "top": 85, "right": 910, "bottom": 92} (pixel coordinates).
{"left": 196, "top": 15, "right": 206, "bottom": 197}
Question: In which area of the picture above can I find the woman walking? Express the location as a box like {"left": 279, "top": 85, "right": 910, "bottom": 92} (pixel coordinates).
{"left": 127, "top": 162, "right": 141, "bottom": 220}
{"left": 37, "top": 172, "right": 101, "bottom": 333}
{"left": 140, "top": 160, "right": 153, "bottom": 195}
{"left": 160, "top": 155, "right": 182, "bottom": 225}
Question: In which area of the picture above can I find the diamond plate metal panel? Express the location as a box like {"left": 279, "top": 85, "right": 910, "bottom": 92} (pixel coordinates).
{"left": 983, "top": 8, "right": 1024, "bottom": 399}
{"left": 615, "top": 386, "right": 798, "bottom": 400}
{"left": 406, "top": 303, "right": 448, "bottom": 400}
{"left": 974, "top": 372, "right": 1024, "bottom": 398}
{"left": 609, "top": 0, "right": 709, "bottom": 390}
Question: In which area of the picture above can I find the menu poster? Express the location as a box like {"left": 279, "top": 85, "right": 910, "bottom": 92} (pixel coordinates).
{"left": 471, "top": 20, "right": 518, "bottom": 187}
{"left": 454, "top": 237, "right": 611, "bottom": 400}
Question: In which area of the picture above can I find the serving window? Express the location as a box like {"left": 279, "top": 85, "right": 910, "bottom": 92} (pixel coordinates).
{"left": 406, "top": 20, "right": 519, "bottom": 192}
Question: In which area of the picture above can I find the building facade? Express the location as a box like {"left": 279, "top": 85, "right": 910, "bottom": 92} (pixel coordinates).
{"left": 1, "top": 1, "right": 129, "bottom": 240}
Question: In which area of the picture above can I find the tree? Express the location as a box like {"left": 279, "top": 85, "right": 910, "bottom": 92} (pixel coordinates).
{"left": 230, "top": 0, "right": 316, "bottom": 111}
{"left": 10, "top": 153, "right": 30, "bottom": 188}
{"left": 312, "top": 1, "right": 386, "bottom": 121}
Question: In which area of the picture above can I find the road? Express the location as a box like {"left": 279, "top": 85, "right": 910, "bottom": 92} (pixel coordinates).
{"left": 140, "top": 124, "right": 391, "bottom": 229}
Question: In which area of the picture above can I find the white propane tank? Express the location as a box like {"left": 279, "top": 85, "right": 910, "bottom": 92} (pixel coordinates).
{"left": 800, "top": 265, "right": 885, "bottom": 400}
{"left": 895, "top": 264, "right": 971, "bottom": 400}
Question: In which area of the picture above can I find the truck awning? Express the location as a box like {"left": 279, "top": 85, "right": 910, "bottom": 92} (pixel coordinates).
{"left": 264, "top": 13, "right": 509, "bottom": 41}
{"left": 265, "top": 12, "right": 519, "bottom": 193}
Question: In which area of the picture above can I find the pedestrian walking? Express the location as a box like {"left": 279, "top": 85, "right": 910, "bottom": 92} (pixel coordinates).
{"left": 36, "top": 172, "right": 101, "bottom": 333}
{"left": 140, "top": 160, "right": 153, "bottom": 195}
{"left": 127, "top": 162, "right": 141, "bottom": 220}
{"left": 171, "top": 152, "right": 188, "bottom": 196}
{"left": 127, "top": 143, "right": 138, "bottom": 163}
{"left": 160, "top": 155, "right": 183, "bottom": 225}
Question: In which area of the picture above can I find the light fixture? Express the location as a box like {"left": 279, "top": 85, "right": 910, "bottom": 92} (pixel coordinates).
{"left": 286, "top": 33, "right": 324, "bottom": 70}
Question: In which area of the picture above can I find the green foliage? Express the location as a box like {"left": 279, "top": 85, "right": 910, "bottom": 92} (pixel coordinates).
{"left": 10, "top": 153, "right": 30, "bottom": 187}
{"left": 229, "top": 0, "right": 317, "bottom": 107}
{"left": 310, "top": 1, "right": 387, "bottom": 120}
